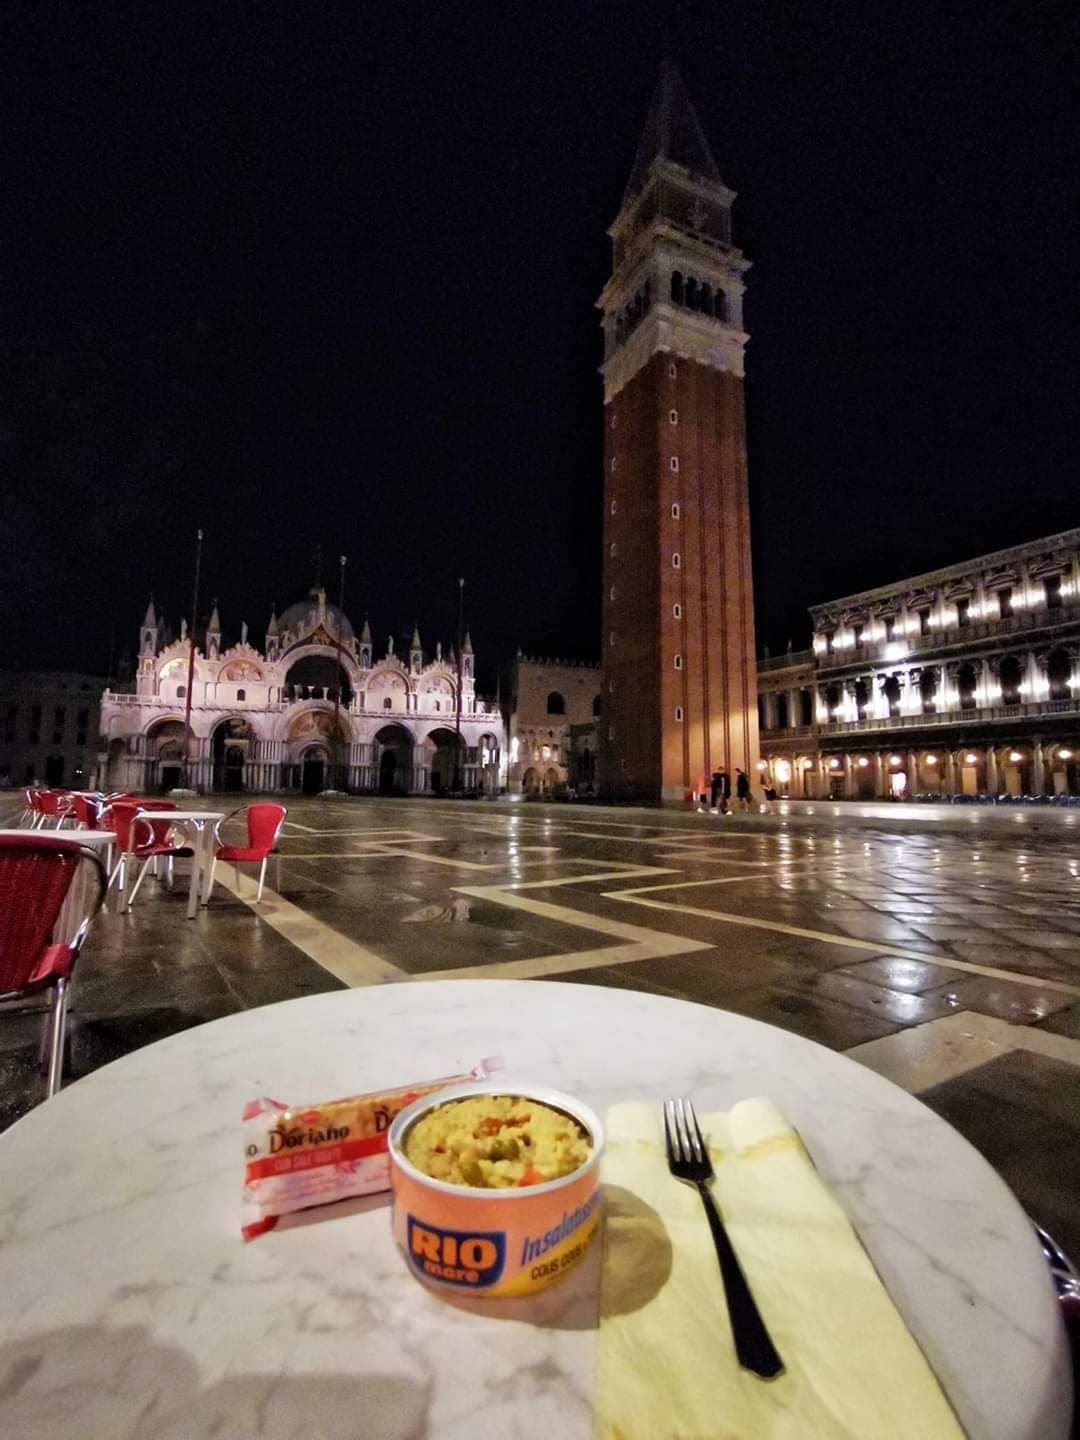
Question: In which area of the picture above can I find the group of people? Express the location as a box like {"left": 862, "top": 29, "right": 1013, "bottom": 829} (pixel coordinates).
{"left": 698, "top": 768, "right": 777, "bottom": 815}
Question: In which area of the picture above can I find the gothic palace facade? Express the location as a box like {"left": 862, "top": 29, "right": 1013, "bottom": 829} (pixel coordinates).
{"left": 757, "top": 528, "right": 1080, "bottom": 799}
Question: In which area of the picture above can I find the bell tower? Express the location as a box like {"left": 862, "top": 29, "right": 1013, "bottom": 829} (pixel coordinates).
{"left": 598, "top": 58, "right": 759, "bottom": 801}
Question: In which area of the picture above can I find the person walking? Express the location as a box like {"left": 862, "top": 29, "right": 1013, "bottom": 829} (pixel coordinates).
{"left": 709, "top": 770, "right": 726, "bottom": 813}
{"left": 735, "top": 768, "right": 752, "bottom": 812}
{"left": 762, "top": 781, "right": 777, "bottom": 814}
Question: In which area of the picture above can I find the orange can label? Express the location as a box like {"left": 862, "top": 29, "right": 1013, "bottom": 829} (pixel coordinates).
{"left": 393, "top": 1165, "right": 602, "bottom": 1296}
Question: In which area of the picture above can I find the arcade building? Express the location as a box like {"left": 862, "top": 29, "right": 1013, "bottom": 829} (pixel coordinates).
{"left": 757, "top": 528, "right": 1080, "bottom": 799}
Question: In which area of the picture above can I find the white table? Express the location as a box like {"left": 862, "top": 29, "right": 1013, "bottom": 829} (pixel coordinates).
{"left": 0, "top": 828, "right": 114, "bottom": 939}
{"left": 0, "top": 981, "right": 1070, "bottom": 1439}
{"left": 154, "top": 810, "right": 226, "bottom": 918}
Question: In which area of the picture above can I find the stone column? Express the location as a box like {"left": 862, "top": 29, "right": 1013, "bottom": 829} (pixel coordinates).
{"left": 1033, "top": 740, "right": 1045, "bottom": 794}
{"left": 943, "top": 750, "right": 956, "bottom": 794}
{"left": 1026, "top": 649, "right": 1043, "bottom": 705}
{"left": 987, "top": 747, "right": 999, "bottom": 795}
{"left": 905, "top": 750, "right": 918, "bottom": 797}
{"left": 943, "top": 661, "right": 961, "bottom": 712}
{"left": 872, "top": 751, "right": 884, "bottom": 798}
{"left": 982, "top": 656, "right": 998, "bottom": 709}
{"left": 840, "top": 752, "right": 853, "bottom": 798}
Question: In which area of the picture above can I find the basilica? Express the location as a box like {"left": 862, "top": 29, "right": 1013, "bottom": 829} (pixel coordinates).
{"left": 97, "top": 590, "right": 504, "bottom": 796}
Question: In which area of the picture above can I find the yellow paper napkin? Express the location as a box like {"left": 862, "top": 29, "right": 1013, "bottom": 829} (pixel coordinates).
{"left": 595, "top": 1100, "right": 965, "bottom": 1439}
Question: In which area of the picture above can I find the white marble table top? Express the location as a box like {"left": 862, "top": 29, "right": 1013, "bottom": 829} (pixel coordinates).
{"left": 0, "top": 981, "right": 1070, "bottom": 1439}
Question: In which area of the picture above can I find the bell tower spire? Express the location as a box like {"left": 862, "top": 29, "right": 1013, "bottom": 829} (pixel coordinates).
{"left": 598, "top": 58, "right": 759, "bottom": 801}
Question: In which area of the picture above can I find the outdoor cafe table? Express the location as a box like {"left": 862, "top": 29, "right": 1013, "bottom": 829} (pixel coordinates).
{"left": 153, "top": 809, "right": 226, "bottom": 918}
{"left": 0, "top": 980, "right": 1070, "bottom": 1439}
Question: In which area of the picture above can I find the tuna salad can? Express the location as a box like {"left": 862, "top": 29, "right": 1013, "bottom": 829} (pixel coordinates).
{"left": 389, "top": 1080, "right": 604, "bottom": 1298}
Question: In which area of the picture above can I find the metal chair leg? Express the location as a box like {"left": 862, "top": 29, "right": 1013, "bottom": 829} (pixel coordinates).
{"left": 46, "top": 977, "right": 69, "bottom": 1098}
{"left": 166, "top": 855, "right": 174, "bottom": 889}
{"left": 126, "top": 857, "right": 154, "bottom": 909}
{"left": 206, "top": 856, "right": 217, "bottom": 901}
{"left": 38, "top": 1003, "right": 53, "bottom": 1074}
{"left": 256, "top": 857, "right": 267, "bottom": 901}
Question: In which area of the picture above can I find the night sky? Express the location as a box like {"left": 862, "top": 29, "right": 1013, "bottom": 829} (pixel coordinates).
{"left": 5, "top": 2, "right": 1078, "bottom": 688}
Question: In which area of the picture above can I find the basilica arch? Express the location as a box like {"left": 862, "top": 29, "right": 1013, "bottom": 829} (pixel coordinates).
{"left": 145, "top": 716, "right": 188, "bottom": 792}
{"left": 374, "top": 723, "right": 414, "bottom": 795}
{"left": 211, "top": 715, "right": 254, "bottom": 792}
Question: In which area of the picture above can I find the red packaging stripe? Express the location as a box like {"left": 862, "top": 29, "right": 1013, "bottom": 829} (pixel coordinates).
{"left": 244, "top": 1131, "right": 389, "bottom": 1183}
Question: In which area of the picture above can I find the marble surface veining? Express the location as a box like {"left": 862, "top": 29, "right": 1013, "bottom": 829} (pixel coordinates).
{"left": 0, "top": 980, "right": 1070, "bottom": 1438}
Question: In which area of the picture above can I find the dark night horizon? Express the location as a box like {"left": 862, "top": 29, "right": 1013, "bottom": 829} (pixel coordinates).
{"left": 5, "top": 2, "right": 1078, "bottom": 687}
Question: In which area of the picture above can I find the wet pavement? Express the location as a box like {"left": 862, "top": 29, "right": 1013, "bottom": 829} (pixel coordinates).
{"left": 3, "top": 793, "right": 1080, "bottom": 1268}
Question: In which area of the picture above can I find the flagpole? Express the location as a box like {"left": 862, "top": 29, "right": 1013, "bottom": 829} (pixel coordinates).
{"left": 333, "top": 553, "right": 347, "bottom": 790}
{"left": 183, "top": 528, "right": 203, "bottom": 790}
{"left": 454, "top": 575, "right": 464, "bottom": 793}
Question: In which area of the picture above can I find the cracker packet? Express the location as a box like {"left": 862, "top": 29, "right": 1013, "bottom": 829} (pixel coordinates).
{"left": 241, "top": 1057, "right": 503, "bottom": 1240}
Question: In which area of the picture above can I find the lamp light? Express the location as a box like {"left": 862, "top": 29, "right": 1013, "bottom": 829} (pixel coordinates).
{"left": 926, "top": 755, "right": 938, "bottom": 765}
{"left": 757, "top": 760, "right": 768, "bottom": 771}
{"left": 1008, "top": 751, "right": 1022, "bottom": 763}
{"left": 828, "top": 758, "right": 841, "bottom": 770}
{"left": 888, "top": 754, "right": 902, "bottom": 767}
{"left": 1060, "top": 748, "right": 1074, "bottom": 760}
{"left": 857, "top": 757, "right": 869, "bottom": 768}
{"left": 965, "top": 752, "right": 978, "bottom": 765}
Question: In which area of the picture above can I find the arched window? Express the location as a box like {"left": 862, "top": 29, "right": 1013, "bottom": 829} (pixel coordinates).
{"left": 383, "top": 697, "right": 393, "bottom": 710}
{"left": 671, "top": 272, "right": 684, "bottom": 305}
{"left": 699, "top": 282, "right": 712, "bottom": 313}
{"left": 685, "top": 277, "right": 698, "bottom": 309}
{"left": 714, "top": 291, "right": 727, "bottom": 322}
{"left": 854, "top": 679, "right": 870, "bottom": 719}
{"left": 546, "top": 692, "right": 566, "bottom": 715}
{"left": 883, "top": 675, "right": 901, "bottom": 717}
{"left": 920, "top": 667, "right": 938, "bottom": 714}
{"left": 592, "top": 694, "right": 601, "bottom": 718}
{"left": 236, "top": 689, "right": 246, "bottom": 702}
{"left": 177, "top": 685, "right": 186, "bottom": 699}
{"left": 958, "top": 663, "right": 978, "bottom": 708}
{"left": 777, "top": 694, "right": 789, "bottom": 728}
{"left": 1047, "top": 648, "right": 1071, "bottom": 701}
{"left": 1000, "top": 656, "right": 1023, "bottom": 705}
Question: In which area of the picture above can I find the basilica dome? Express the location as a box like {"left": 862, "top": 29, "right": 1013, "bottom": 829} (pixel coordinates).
{"left": 278, "top": 591, "right": 355, "bottom": 642}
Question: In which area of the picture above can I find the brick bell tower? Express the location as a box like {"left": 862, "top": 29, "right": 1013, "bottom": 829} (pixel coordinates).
{"left": 598, "top": 58, "right": 759, "bottom": 802}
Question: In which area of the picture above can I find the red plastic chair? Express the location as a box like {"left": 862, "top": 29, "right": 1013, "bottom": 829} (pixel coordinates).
{"left": 124, "top": 807, "right": 195, "bottom": 910}
{"left": 70, "top": 793, "right": 105, "bottom": 829}
{"left": 209, "top": 803, "right": 287, "bottom": 901}
{"left": 34, "top": 790, "right": 75, "bottom": 830}
{"left": 0, "top": 834, "right": 106, "bottom": 1097}
{"left": 104, "top": 800, "right": 177, "bottom": 900}
{"left": 18, "top": 788, "right": 38, "bottom": 827}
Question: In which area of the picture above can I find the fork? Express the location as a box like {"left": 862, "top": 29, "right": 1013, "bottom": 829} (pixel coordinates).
{"left": 664, "top": 1097, "right": 784, "bottom": 1379}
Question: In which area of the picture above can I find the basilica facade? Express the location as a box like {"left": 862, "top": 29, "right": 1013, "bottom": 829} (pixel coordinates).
{"left": 97, "top": 590, "right": 504, "bottom": 796}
